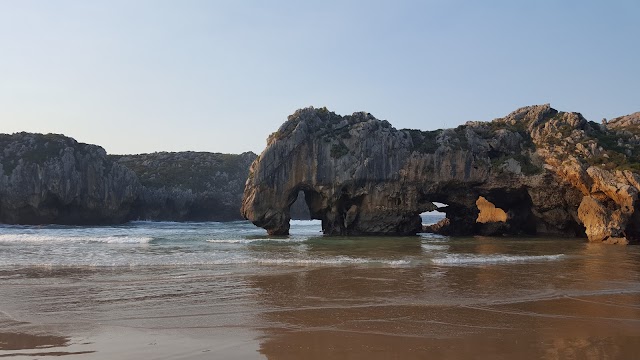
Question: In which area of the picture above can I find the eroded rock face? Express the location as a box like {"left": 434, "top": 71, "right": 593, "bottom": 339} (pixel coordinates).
{"left": 113, "top": 151, "right": 257, "bottom": 221}
{"left": 0, "top": 134, "right": 264, "bottom": 224}
{"left": 242, "top": 109, "right": 431, "bottom": 235}
{"left": 242, "top": 105, "right": 640, "bottom": 243}
{"left": 0, "top": 133, "right": 140, "bottom": 224}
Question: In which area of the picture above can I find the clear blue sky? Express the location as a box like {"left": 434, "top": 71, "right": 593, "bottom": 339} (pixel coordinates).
{"left": 1, "top": 0, "right": 638, "bottom": 155}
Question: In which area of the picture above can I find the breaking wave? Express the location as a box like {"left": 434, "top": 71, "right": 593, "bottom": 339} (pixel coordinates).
{"left": 246, "top": 257, "right": 410, "bottom": 267}
{"left": 206, "top": 238, "right": 307, "bottom": 244}
{"left": 0, "top": 256, "right": 412, "bottom": 268}
{"left": 431, "top": 254, "right": 565, "bottom": 266}
{"left": 0, "top": 234, "right": 153, "bottom": 244}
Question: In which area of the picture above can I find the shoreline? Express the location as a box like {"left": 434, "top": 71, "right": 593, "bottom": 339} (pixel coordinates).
{"left": 2, "top": 292, "right": 640, "bottom": 359}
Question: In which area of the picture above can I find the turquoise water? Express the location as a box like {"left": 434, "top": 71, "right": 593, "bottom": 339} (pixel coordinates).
{"left": 2, "top": 216, "right": 638, "bottom": 305}
{"left": 0, "top": 214, "right": 569, "bottom": 269}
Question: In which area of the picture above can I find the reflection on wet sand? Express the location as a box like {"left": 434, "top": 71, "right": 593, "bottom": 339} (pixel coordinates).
{"left": 253, "top": 279, "right": 640, "bottom": 359}
{"left": 249, "top": 240, "right": 640, "bottom": 359}
{"left": 0, "top": 331, "right": 69, "bottom": 350}
{"left": 0, "top": 330, "right": 95, "bottom": 357}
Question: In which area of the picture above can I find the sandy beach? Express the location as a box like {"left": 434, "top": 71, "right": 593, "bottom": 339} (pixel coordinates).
{"left": 2, "top": 246, "right": 640, "bottom": 359}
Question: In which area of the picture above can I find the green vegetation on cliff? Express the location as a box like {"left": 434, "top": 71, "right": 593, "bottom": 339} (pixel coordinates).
{"left": 404, "top": 129, "right": 441, "bottom": 153}
{"left": 0, "top": 133, "right": 85, "bottom": 176}
{"left": 110, "top": 151, "right": 257, "bottom": 221}
{"left": 0, "top": 131, "right": 287, "bottom": 224}
{"left": 582, "top": 121, "right": 640, "bottom": 171}
{"left": 0, "top": 132, "right": 138, "bottom": 225}
{"left": 111, "top": 152, "right": 255, "bottom": 193}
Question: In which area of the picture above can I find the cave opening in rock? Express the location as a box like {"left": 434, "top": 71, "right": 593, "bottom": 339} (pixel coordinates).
{"left": 290, "top": 190, "right": 311, "bottom": 220}
{"left": 420, "top": 202, "right": 448, "bottom": 233}
{"left": 420, "top": 202, "right": 447, "bottom": 224}
{"left": 624, "top": 206, "right": 640, "bottom": 242}
{"left": 288, "top": 190, "right": 322, "bottom": 234}
{"left": 477, "top": 189, "right": 537, "bottom": 236}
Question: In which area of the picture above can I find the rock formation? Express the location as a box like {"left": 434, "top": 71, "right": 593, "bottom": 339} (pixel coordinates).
{"left": 0, "top": 133, "right": 264, "bottom": 224}
{"left": 0, "top": 133, "right": 140, "bottom": 224}
{"left": 112, "top": 151, "right": 256, "bottom": 221}
{"left": 242, "top": 105, "right": 640, "bottom": 244}
{"left": 476, "top": 196, "right": 508, "bottom": 223}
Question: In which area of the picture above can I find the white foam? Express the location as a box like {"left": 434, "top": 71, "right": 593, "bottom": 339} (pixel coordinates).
{"left": 11, "top": 257, "right": 411, "bottom": 268}
{"left": 290, "top": 219, "right": 322, "bottom": 226}
{"left": 90, "top": 236, "right": 153, "bottom": 244}
{"left": 240, "top": 256, "right": 410, "bottom": 267}
{"left": 386, "top": 259, "right": 412, "bottom": 266}
{"left": 0, "top": 234, "right": 152, "bottom": 244}
{"left": 1, "top": 257, "right": 410, "bottom": 268}
{"left": 421, "top": 243, "right": 449, "bottom": 251}
{"left": 206, "top": 239, "right": 254, "bottom": 244}
{"left": 419, "top": 233, "right": 448, "bottom": 241}
{"left": 206, "top": 238, "right": 306, "bottom": 244}
{"left": 432, "top": 254, "right": 565, "bottom": 266}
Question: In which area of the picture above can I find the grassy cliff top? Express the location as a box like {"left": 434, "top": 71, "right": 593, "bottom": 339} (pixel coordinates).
{"left": 111, "top": 151, "right": 257, "bottom": 192}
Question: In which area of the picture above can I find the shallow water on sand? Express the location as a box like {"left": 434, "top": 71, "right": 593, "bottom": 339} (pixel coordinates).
{"left": 1, "top": 218, "right": 640, "bottom": 359}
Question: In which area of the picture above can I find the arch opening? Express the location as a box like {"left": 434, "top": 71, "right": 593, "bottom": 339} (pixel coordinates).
{"left": 420, "top": 202, "right": 449, "bottom": 234}
{"left": 287, "top": 190, "right": 322, "bottom": 235}
{"left": 418, "top": 185, "right": 541, "bottom": 237}
{"left": 290, "top": 190, "right": 311, "bottom": 220}
{"left": 475, "top": 189, "right": 537, "bottom": 236}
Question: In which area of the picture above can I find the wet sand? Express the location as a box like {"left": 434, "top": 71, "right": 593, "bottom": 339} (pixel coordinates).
{"left": 256, "top": 295, "right": 640, "bottom": 359}
{"left": 1, "top": 267, "right": 640, "bottom": 358}
{"left": 2, "top": 291, "right": 639, "bottom": 359}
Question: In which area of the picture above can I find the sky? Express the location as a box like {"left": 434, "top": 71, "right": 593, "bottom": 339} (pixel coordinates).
{"left": 0, "top": 0, "right": 638, "bottom": 155}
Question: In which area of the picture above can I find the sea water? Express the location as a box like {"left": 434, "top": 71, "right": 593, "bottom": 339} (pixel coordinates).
{"left": 0, "top": 215, "right": 440, "bottom": 267}
{"left": 1, "top": 215, "right": 638, "bottom": 300}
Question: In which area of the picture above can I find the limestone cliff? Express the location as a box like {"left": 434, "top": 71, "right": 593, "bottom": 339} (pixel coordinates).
{"left": 112, "top": 151, "right": 256, "bottom": 221}
{"left": 242, "top": 105, "right": 640, "bottom": 244}
{"left": 0, "top": 132, "right": 140, "bottom": 224}
{"left": 0, "top": 133, "right": 261, "bottom": 224}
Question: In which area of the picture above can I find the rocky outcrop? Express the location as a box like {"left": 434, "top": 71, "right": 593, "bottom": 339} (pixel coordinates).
{"left": 0, "top": 133, "right": 140, "bottom": 224}
{"left": 607, "top": 112, "right": 640, "bottom": 130}
{"left": 242, "top": 109, "right": 435, "bottom": 235}
{"left": 422, "top": 218, "right": 451, "bottom": 234}
{"left": 242, "top": 105, "right": 640, "bottom": 243}
{"left": 112, "top": 151, "right": 257, "bottom": 221}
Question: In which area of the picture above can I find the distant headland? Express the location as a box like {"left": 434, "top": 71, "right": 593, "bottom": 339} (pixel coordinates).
{"left": 0, "top": 132, "right": 254, "bottom": 224}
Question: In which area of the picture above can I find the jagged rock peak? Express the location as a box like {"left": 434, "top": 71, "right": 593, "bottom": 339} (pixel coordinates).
{"left": 498, "top": 103, "right": 555, "bottom": 126}
{"left": 267, "top": 107, "right": 387, "bottom": 146}
{"left": 607, "top": 112, "right": 640, "bottom": 130}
